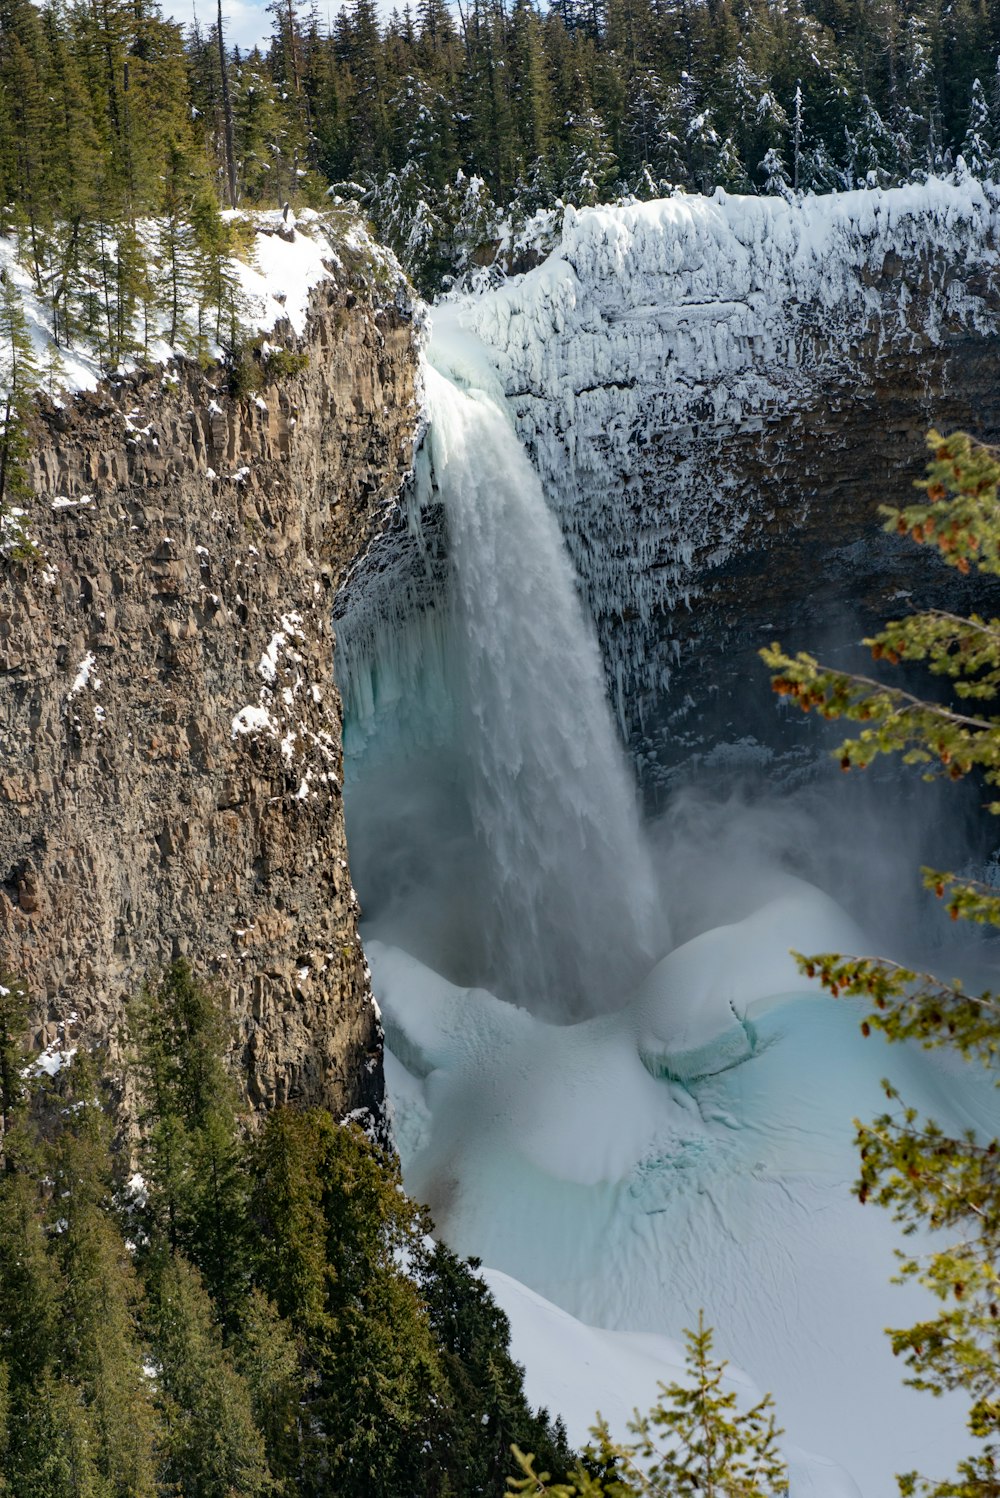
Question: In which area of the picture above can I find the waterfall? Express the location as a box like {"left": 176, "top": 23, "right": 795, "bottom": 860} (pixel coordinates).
{"left": 403, "top": 344, "right": 661, "bottom": 1016}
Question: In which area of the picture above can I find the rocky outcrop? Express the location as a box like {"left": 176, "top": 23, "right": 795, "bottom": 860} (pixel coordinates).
{"left": 0, "top": 233, "right": 419, "bottom": 1113}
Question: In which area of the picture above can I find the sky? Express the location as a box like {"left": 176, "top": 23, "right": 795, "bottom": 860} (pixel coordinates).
{"left": 181, "top": 0, "right": 302, "bottom": 53}
{"left": 179, "top": 0, "right": 399, "bottom": 55}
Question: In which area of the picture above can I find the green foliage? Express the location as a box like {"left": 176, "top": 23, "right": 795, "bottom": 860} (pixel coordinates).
{"left": 422, "top": 1240, "right": 573, "bottom": 1491}
{"left": 0, "top": 274, "right": 39, "bottom": 540}
{"left": 510, "top": 1313, "right": 787, "bottom": 1496}
{"left": 130, "top": 960, "right": 250, "bottom": 1329}
{"left": 2, "top": 0, "right": 999, "bottom": 315}
{"left": 261, "top": 347, "right": 309, "bottom": 383}
{"left": 251, "top": 1106, "right": 446, "bottom": 1496}
{"left": 0, "top": 961, "right": 575, "bottom": 1495}
{"left": 763, "top": 431, "right": 1000, "bottom": 1496}
{"left": 0, "top": 973, "right": 28, "bottom": 1152}
{"left": 0, "top": 1042, "right": 161, "bottom": 1498}
{"left": 147, "top": 1252, "right": 273, "bottom": 1498}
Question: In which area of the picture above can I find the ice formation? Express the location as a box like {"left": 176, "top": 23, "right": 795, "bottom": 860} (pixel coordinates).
{"left": 376, "top": 888, "right": 1000, "bottom": 1498}
{"left": 446, "top": 178, "right": 1000, "bottom": 729}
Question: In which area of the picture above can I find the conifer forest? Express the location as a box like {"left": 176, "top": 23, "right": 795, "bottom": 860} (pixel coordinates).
{"left": 3, "top": 0, "right": 1000, "bottom": 310}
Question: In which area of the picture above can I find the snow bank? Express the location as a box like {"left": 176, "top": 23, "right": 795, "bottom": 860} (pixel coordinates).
{"left": 483, "top": 1267, "right": 862, "bottom": 1498}
{"left": 374, "top": 873, "right": 1000, "bottom": 1497}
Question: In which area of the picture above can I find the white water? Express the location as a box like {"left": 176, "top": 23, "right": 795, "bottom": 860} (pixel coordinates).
{"left": 418, "top": 352, "right": 659, "bottom": 1015}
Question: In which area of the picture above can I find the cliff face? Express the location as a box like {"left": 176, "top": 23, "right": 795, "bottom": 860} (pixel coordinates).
{"left": 0, "top": 237, "right": 419, "bottom": 1114}
{"left": 449, "top": 179, "right": 1000, "bottom": 787}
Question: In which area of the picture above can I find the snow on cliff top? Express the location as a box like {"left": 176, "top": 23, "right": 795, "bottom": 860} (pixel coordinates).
{"left": 442, "top": 175, "right": 1000, "bottom": 730}
{"left": 0, "top": 207, "right": 391, "bottom": 400}
{"left": 453, "top": 175, "right": 1000, "bottom": 408}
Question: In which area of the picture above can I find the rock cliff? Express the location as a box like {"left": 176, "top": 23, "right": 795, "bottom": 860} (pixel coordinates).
{"left": 0, "top": 228, "right": 419, "bottom": 1114}
{"left": 450, "top": 179, "right": 1000, "bottom": 789}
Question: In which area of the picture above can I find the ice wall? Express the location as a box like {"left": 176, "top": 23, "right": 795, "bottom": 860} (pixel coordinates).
{"left": 447, "top": 179, "right": 1000, "bottom": 742}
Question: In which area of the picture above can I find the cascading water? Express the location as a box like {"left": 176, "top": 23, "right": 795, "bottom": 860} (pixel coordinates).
{"left": 421, "top": 352, "right": 661, "bottom": 1014}
{"left": 338, "top": 330, "right": 661, "bottom": 1017}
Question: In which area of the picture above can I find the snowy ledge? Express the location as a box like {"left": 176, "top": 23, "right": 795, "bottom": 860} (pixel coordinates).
{"left": 0, "top": 205, "right": 404, "bottom": 403}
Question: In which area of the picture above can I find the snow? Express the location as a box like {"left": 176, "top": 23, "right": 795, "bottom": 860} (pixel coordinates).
{"left": 0, "top": 206, "right": 392, "bottom": 407}
{"left": 258, "top": 612, "right": 304, "bottom": 684}
{"left": 482, "top": 1267, "right": 862, "bottom": 1497}
{"left": 232, "top": 209, "right": 334, "bottom": 337}
{"left": 68, "top": 652, "right": 99, "bottom": 697}
{"left": 231, "top": 704, "right": 275, "bottom": 737}
{"left": 30, "top": 1044, "right": 77, "bottom": 1077}
{"left": 442, "top": 177, "right": 1000, "bottom": 727}
{"left": 375, "top": 901, "right": 999, "bottom": 1497}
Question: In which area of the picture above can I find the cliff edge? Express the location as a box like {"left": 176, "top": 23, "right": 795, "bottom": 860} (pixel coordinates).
{"left": 0, "top": 221, "right": 419, "bottom": 1115}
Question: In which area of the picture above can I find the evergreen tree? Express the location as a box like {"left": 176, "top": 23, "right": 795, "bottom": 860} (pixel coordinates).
{"left": 510, "top": 1312, "right": 787, "bottom": 1496}
{"left": 131, "top": 961, "right": 250, "bottom": 1331}
{"left": 0, "top": 974, "right": 27, "bottom": 1154}
{"left": 0, "top": 273, "right": 39, "bottom": 518}
{"left": 148, "top": 1252, "right": 274, "bottom": 1498}
{"left": 251, "top": 1107, "right": 444, "bottom": 1496}
{"left": 764, "top": 431, "right": 1000, "bottom": 1496}
{"left": 759, "top": 144, "right": 791, "bottom": 197}
{"left": 422, "top": 1242, "right": 573, "bottom": 1491}
{"left": 958, "top": 77, "right": 999, "bottom": 178}
{"left": 44, "top": 1053, "right": 161, "bottom": 1498}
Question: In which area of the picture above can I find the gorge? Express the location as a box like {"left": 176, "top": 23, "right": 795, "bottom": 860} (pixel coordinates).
{"left": 5, "top": 180, "right": 1000, "bottom": 1496}
{"left": 336, "top": 179, "right": 1000, "bottom": 1497}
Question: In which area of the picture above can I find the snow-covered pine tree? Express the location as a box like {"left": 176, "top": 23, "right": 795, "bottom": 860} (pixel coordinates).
{"left": 957, "top": 77, "right": 1000, "bottom": 181}
{"left": 759, "top": 145, "right": 792, "bottom": 198}
{"left": 847, "top": 93, "right": 903, "bottom": 187}
{"left": 562, "top": 105, "right": 619, "bottom": 206}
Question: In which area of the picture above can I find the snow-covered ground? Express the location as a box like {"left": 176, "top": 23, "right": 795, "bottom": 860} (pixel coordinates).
{"left": 376, "top": 886, "right": 999, "bottom": 1495}
{"left": 481, "top": 1266, "right": 863, "bottom": 1497}
{"left": 0, "top": 206, "right": 387, "bottom": 399}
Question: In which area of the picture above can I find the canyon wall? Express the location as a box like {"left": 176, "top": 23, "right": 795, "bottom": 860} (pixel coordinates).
{"left": 0, "top": 227, "right": 419, "bottom": 1113}
{"left": 451, "top": 179, "right": 1000, "bottom": 790}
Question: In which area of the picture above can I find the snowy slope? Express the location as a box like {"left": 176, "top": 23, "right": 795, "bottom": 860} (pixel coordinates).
{"left": 443, "top": 178, "right": 1000, "bottom": 730}
{"left": 0, "top": 207, "right": 390, "bottom": 399}
{"left": 482, "top": 1267, "right": 862, "bottom": 1497}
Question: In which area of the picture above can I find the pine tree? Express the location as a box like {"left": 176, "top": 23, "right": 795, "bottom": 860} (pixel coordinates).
{"left": 147, "top": 1252, "right": 274, "bottom": 1498}
{"left": 510, "top": 1312, "right": 787, "bottom": 1496}
{"left": 0, "top": 272, "right": 39, "bottom": 520}
{"left": 251, "top": 1108, "right": 445, "bottom": 1497}
{"left": 763, "top": 431, "right": 1000, "bottom": 1496}
{"left": 847, "top": 93, "right": 904, "bottom": 186}
{"left": 759, "top": 144, "right": 791, "bottom": 198}
{"left": 44, "top": 1053, "right": 161, "bottom": 1498}
{"left": 958, "top": 77, "right": 999, "bottom": 179}
{"left": 0, "top": 974, "right": 27, "bottom": 1156}
{"left": 421, "top": 1242, "right": 574, "bottom": 1492}
{"left": 562, "top": 103, "right": 619, "bottom": 204}
{"left": 131, "top": 961, "right": 250, "bottom": 1332}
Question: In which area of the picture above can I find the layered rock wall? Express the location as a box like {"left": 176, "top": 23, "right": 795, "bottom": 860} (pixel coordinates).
{"left": 0, "top": 234, "right": 419, "bottom": 1112}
